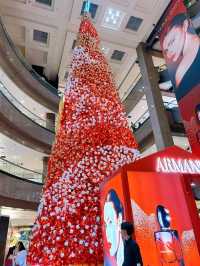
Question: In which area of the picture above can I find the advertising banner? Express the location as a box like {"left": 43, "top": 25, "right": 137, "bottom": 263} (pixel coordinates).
{"left": 160, "top": 0, "right": 200, "bottom": 156}
{"left": 127, "top": 171, "right": 200, "bottom": 266}
{"left": 100, "top": 170, "right": 132, "bottom": 266}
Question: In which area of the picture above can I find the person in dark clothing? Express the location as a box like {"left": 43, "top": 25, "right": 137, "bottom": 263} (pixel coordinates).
{"left": 121, "top": 222, "right": 143, "bottom": 266}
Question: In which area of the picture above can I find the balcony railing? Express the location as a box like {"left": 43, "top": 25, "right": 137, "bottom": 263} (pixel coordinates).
{"left": 121, "top": 73, "right": 142, "bottom": 102}
{"left": 0, "top": 17, "right": 58, "bottom": 96}
{"left": 131, "top": 99, "right": 178, "bottom": 132}
{"left": 0, "top": 81, "right": 55, "bottom": 132}
{"left": 0, "top": 157, "right": 43, "bottom": 183}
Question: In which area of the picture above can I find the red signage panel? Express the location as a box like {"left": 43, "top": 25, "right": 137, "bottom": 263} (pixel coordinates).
{"left": 127, "top": 171, "right": 200, "bottom": 266}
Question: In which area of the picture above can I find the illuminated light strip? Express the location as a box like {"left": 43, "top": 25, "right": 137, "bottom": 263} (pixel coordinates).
{"left": 156, "top": 157, "right": 200, "bottom": 174}
{"left": 84, "top": 0, "right": 91, "bottom": 13}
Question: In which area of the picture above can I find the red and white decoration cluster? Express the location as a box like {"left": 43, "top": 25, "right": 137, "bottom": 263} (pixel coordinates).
{"left": 27, "top": 16, "right": 138, "bottom": 265}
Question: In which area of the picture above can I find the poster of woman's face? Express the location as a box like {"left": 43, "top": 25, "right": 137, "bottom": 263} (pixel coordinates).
{"left": 103, "top": 190, "right": 124, "bottom": 266}
{"left": 163, "top": 19, "right": 188, "bottom": 64}
{"left": 160, "top": 0, "right": 200, "bottom": 156}
{"left": 162, "top": 13, "right": 200, "bottom": 99}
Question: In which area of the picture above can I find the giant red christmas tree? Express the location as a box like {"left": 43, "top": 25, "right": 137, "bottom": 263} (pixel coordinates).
{"left": 28, "top": 14, "right": 138, "bottom": 266}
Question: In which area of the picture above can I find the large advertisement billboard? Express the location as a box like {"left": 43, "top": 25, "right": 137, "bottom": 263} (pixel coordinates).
{"left": 100, "top": 170, "right": 132, "bottom": 266}
{"left": 127, "top": 171, "right": 200, "bottom": 266}
{"left": 100, "top": 146, "right": 200, "bottom": 265}
{"left": 160, "top": 0, "right": 200, "bottom": 156}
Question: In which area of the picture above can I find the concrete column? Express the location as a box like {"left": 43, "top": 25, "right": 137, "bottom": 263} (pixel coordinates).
{"left": 0, "top": 216, "right": 9, "bottom": 266}
{"left": 136, "top": 43, "right": 174, "bottom": 150}
{"left": 46, "top": 113, "right": 55, "bottom": 131}
{"left": 42, "top": 156, "right": 49, "bottom": 183}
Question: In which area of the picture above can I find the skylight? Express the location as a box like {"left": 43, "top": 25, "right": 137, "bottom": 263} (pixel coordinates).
{"left": 81, "top": 1, "right": 99, "bottom": 19}
{"left": 101, "top": 7, "right": 125, "bottom": 30}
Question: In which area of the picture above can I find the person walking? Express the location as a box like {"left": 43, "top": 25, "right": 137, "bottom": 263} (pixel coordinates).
{"left": 121, "top": 222, "right": 143, "bottom": 266}
{"left": 14, "top": 241, "right": 27, "bottom": 266}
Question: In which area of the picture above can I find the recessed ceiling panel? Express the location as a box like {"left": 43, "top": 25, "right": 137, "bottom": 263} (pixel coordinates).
{"left": 33, "top": 29, "right": 49, "bottom": 44}
{"left": 126, "top": 16, "right": 143, "bottom": 31}
{"left": 35, "top": 0, "right": 52, "bottom": 6}
{"left": 111, "top": 50, "right": 125, "bottom": 61}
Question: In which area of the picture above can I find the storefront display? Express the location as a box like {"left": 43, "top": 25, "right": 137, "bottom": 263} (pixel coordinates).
{"left": 101, "top": 146, "right": 200, "bottom": 266}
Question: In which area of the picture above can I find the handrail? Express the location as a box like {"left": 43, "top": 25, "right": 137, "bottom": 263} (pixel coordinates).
{"left": 0, "top": 17, "right": 58, "bottom": 96}
{"left": 121, "top": 63, "right": 169, "bottom": 104}
{"left": 0, "top": 81, "right": 45, "bottom": 124}
{"left": 0, "top": 157, "right": 41, "bottom": 174}
{"left": 0, "top": 157, "right": 43, "bottom": 183}
{"left": 131, "top": 110, "right": 150, "bottom": 131}
{"left": 0, "top": 81, "right": 55, "bottom": 132}
{"left": 122, "top": 73, "right": 142, "bottom": 102}
{"left": 131, "top": 100, "right": 178, "bottom": 132}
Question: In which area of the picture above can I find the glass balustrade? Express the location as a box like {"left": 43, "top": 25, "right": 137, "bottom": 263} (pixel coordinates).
{"left": 0, "top": 17, "right": 58, "bottom": 96}
{"left": 0, "top": 157, "right": 43, "bottom": 183}
{"left": 131, "top": 100, "right": 178, "bottom": 132}
{"left": 0, "top": 81, "right": 55, "bottom": 132}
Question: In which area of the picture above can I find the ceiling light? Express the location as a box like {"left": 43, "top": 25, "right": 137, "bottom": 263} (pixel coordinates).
{"left": 101, "top": 46, "right": 110, "bottom": 55}
{"left": 116, "top": 11, "right": 120, "bottom": 17}
{"left": 102, "top": 7, "right": 125, "bottom": 30}
{"left": 191, "top": 182, "right": 197, "bottom": 187}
